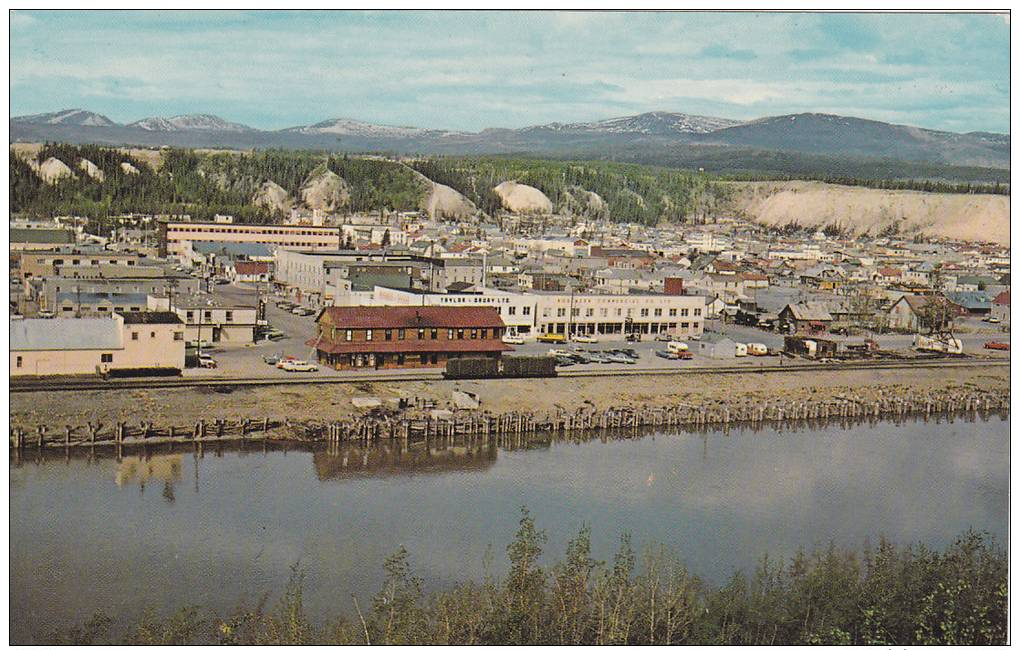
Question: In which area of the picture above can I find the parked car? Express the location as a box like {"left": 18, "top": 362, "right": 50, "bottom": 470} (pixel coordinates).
{"left": 501, "top": 333, "right": 525, "bottom": 345}
{"left": 275, "top": 356, "right": 300, "bottom": 369}
{"left": 983, "top": 316, "right": 1002, "bottom": 324}
{"left": 537, "top": 333, "right": 567, "bottom": 344}
{"left": 280, "top": 359, "right": 319, "bottom": 372}
{"left": 37, "top": 310, "right": 55, "bottom": 319}
{"left": 264, "top": 330, "right": 286, "bottom": 341}
{"left": 654, "top": 332, "right": 673, "bottom": 342}
{"left": 572, "top": 335, "right": 599, "bottom": 344}
{"left": 263, "top": 354, "right": 280, "bottom": 365}
{"left": 198, "top": 354, "right": 217, "bottom": 369}
{"left": 984, "top": 341, "right": 1010, "bottom": 351}
{"left": 655, "top": 349, "right": 675, "bottom": 359}
{"left": 625, "top": 332, "right": 641, "bottom": 342}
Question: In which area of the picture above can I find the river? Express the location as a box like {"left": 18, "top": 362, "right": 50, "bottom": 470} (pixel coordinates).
{"left": 9, "top": 414, "right": 1008, "bottom": 643}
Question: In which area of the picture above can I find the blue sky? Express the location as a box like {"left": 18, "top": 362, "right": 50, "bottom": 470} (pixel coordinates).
{"left": 9, "top": 10, "right": 1010, "bottom": 133}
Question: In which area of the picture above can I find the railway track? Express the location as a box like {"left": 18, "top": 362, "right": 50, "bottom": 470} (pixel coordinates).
{"left": 9, "top": 358, "right": 1009, "bottom": 394}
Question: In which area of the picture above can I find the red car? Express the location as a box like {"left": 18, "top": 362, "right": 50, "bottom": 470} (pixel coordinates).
{"left": 984, "top": 341, "right": 1010, "bottom": 351}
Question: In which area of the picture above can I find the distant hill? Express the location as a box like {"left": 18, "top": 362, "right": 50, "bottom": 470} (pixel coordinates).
{"left": 698, "top": 113, "right": 1010, "bottom": 169}
{"left": 9, "top": 108, "right": 1010, "bottom": 179}
{"left": 127, "top": 114, "right": 255, "bottom": 132}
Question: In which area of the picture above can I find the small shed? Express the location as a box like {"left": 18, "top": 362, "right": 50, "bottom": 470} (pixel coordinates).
{"left": 694, "top": 332, "right": 737, "bottom": 359}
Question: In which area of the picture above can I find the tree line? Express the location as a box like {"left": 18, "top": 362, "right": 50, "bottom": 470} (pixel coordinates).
{"left": 50, "top": 511, "right": 1005, "bottom": 645}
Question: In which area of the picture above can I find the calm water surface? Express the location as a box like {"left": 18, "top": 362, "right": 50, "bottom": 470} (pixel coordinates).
{"left": 10, "top": 415, "right": 1008, "bottom": 642}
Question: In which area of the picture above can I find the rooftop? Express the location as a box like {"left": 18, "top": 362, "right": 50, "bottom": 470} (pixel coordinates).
{"left": 318, "top": 305, "right": 505, "bottom": 329}
{"left": 11, "top": 317, "right": 121, "bottom": 351}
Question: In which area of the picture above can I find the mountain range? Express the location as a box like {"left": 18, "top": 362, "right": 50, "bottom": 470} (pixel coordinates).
{"left": 10, "top": 108, "right": 1010, "bottom": 173}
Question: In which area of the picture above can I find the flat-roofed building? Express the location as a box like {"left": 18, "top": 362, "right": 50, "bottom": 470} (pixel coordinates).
{"left": 18, "top": 248, "right": 143, "bottom": 281}
{"left": 11, "top": 312, "right": 185, "bottom": 377}
{"left": 533, "top": 291, "right": 707, "bottom": 339}
{"left": 160, "top": 220, "right": 343, "bottom": 258}
{"left": 170, "top": 297, "right": 258, "bottom": 344}
{"left": 310, "top": 306, "right": 510, "bottom": 370}
{"left": 10, "top": 227, "right": 76, "bottom": 251}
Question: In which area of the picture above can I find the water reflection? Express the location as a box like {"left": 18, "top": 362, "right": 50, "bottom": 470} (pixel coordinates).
{"left": 9, "top": 413, "right": 1008, "bottom": 644}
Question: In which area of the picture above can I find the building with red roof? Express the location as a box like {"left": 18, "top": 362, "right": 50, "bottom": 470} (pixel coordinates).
{"left": 309, "top": 306, "right": 510, "bottom": 370}
{"left": 992, "top": 291, "right": 1010, "bottom": 324}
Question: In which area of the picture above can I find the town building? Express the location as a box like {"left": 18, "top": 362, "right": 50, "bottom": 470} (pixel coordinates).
{"left": 159, "top": 220, "right": 345, "bottom": 257}
{"left": 11, "top": 312, "right": 185, "bottom": 377}
{"left": 309, "top": 306, "right": 510, "bottom": 370}
{"left": 532, "top": 291, "right": 706, "bottom": 338}
{"left": 17, "top": 248, "right": 143, "bottom": 281}
{"left": 992, "top": 291, "right": 1010, "bottom": 323}
{"left": 778, "top": 302, "right": 834, "bottom": 335}
{"left": 168, "top": 297, "right": 259, "bottom": 344}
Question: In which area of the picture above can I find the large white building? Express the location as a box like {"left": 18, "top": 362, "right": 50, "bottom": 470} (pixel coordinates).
{"left": 368, "top": 286, "right": 706, "bottom": 339}
{"left": 160, "top": 220, "right": 344, "bottom": 258}
{"left": 532, "top": 291, "right": 706, "bottom": 338}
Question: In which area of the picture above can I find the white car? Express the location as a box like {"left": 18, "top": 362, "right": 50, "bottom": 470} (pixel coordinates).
{"left": 501, "top": 333, "right": 525, "bottom": 345}
{"left": 573, "top": 335, "right": 599, "bottom": 344}
{"left": 280, "top": 359, "right": 319, "bottom": 372}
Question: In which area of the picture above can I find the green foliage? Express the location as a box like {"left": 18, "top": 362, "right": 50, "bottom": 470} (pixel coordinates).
{"left": 48, "top": 524, "right": 1005, "bottom": 646}
{"left": 408, "top": 156, "right": 725, "bottom": 225}
{"left": 327, "top": 155, "right": 429, "bottom": 212}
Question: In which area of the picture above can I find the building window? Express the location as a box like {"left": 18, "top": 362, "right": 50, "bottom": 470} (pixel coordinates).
{"left": 131, "top": 332, "right": 139, "bottom": 341}
{"left": 150, "top": 331, "right": 156, "bottom": 338}
{"left": 204, "top": 311, "right": 212, "bottom": 320}
{"left": 557, "top": 308, "right": 566, "bottom": 317}
{"left": 174, "top": 332, "right": 183, "bottom": 341}
{"left": 681, "top": 309, "right": 689, "bottom": 317}
{"left": 654, "top": 308, "right": 662, "bottom": 317}
{"left": 186, "top": 311, "right": 194, "bottom": 322}
{"left": 101, "top": 353, "right": 113, "bottom": 363}
{"left": 16, "top": 356, "right": 22, "bottom": 368}
{"left": 398, "top": 329, "right": 405, "bottom": 340}
{"left": 225, "top": 311, "right": 233, "bottom": 322}
{"left": 523, "top": 306, "right": 531, "bottom": 315}
{"left": 346, "top": 329, "right": 353, "bottom": 341}
{"left": 448, "top": 329, "right": 454, "bottom": 340}
{"left": 431, "top": 328, "right": 438, "bottom": 339}
{"left": 508, "top": 306, "right": 516, "bottom": 315}
{"left": 586, "top": 308, "right": 594, "bottom": 317}
{"left": 385, "top": 329, "right": 393, "bottom": 341}
{"left": 470, "top": 329, "right": 478, "bottom": 339}
{"left": 669, "top": 308, "right": 677, "bottom": 317}
{"left": 694, "top": 308, "right": 702, "bottom": 316}
{"left": 418, "top": 328, "right": 425, "bottom": 339}
{"left": 481, "top": 329, "right": 487, "bottom": 339}
{"left": 366, "top": 330, "right": 373, "bottom": 341}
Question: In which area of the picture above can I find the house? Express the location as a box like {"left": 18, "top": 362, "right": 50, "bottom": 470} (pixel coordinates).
{"left": 693, "top": 332, "right": 737, "bottom": 359}
{"left": 310, "top": 306, "right": 510, "bottom": 370}
{"left": 947, "top": 291, "right": 994, "bottom": 316}
{"left": 885, "top": 294, "right": 964, "bottom": 332}
{"left": 230, "top": 261, "right": 272, "bottom": 283}
{"left": 778, "top": 302, "right": 834, "bottom": 335}
{"left": 992, "top": 291, "right": 1010, "bottom": 323}
{"left": 11, "top": 312, "right": 185, "bottom": 377}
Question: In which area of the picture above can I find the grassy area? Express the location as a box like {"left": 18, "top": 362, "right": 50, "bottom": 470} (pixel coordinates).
{"left": 49, "top": 511, "right": 1005, "bottom": 645}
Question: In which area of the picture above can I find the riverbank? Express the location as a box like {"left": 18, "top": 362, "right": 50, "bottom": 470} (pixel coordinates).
{"left": 10, "top": 364, "right": 1009, "bottom": 437}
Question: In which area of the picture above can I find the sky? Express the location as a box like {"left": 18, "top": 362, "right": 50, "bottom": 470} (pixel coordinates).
{"left": 9, "top": 10, "right": 1011, "bottom": 134}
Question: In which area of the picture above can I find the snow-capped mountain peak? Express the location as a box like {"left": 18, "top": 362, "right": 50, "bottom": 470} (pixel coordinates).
{"left": 128, "top": 114, "right": 253, "bottom": 132}
{"left": 11, "top": 109, "right": 117, "bottom": 127}
{"left": 528, "top": 111, "right": 744, "bottom": 135}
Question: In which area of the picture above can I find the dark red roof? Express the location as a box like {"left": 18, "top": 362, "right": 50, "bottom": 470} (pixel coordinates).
{"left": 234, "top": 261, "right": 269, "bottom": 275}
{"left": 994, "top": 291, "right": 1010, "bottom": 306}
{"left": 317, "top": 305, "right": 505, "bottom": 329}
{"left": 309, "top": 338, "right": 510, "bottom": 354}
